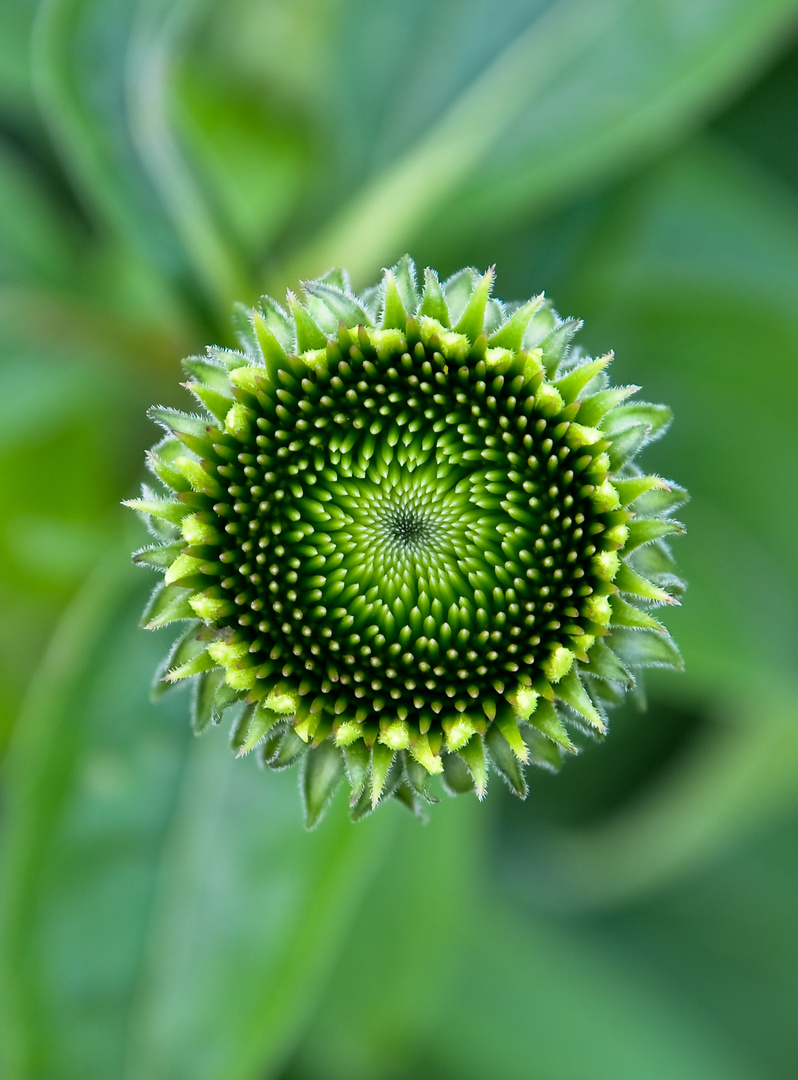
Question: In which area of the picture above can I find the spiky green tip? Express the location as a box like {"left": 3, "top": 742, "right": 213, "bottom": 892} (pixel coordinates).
{"left": 126, "top": 257, "right": 686, "bottom": 827}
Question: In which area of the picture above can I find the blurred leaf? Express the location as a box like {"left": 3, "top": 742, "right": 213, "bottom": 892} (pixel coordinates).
{"left": 409, "top": 898, "right": 760, "bottom": 1080}
{"left": 33, "top": 0, "right": 182, "bottom": 280}
{"left": 0, "top": 330, "right": 134, "bottom": 749}
{"left": 0, "top": 144, "right": 79, "bottom": 286}
{"left": 436, "top": 0, "right": 798, "bottom": 246}
{"left": 283, "top": 807, "right": 759, "bottom": 1080}
{"left": 0, "top": 0, "right": 37, "bottom": 111}
{"left": 0, "top": 561, "right": 393, "bottom": 1080}
{"left": 183, "top": 0, "right": 340, "bottom": 116}
{"left": 286, "top": 0, "right": 798, "bottom": 283}
{"left": 518, "top": 683, "right": 798, "bottom": 909}
{"left": 32, "top": 0, "right": 248, "bottom": 314}
{"left": 0, "top": 345, "right": 120, "bottom": 453}
{"left": 124, "top": 0, "right": 253, "bottom": 309}
{"left": 714, "top": 39, "right": 798, "bottom": 197}
{"left": 623, "top": 809, "right": 798, "bottom": 1077}
{"left": 171, "top": 67, "right": 308, "bottom": 261}
{"left": 573, "top": 137, "right": 798, "bottom": 312}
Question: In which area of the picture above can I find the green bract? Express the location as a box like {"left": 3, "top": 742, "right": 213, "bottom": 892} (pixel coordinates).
{"left": 127, "top": 258, "right": 685, "bottom": 826}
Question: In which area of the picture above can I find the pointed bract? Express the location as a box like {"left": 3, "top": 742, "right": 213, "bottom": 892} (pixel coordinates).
{"left": 341, "top": 741, "right": 370, "bottom": 803}
{"left": 554, "top": 353, "right": 613, "bottom": 405}
{"left": 420, "top": 268, "right": 450, "bottom": 325}
{"left": 288, "top": 291, "right": 327, "bottom": 351}
{"left": 252, "top": 310, "right": 289, "bottom": 369}
{"left": 488, "top": 296, "right": 544, "bottom": 351}
{"left": 459, "top": 734, "right": 487, "bottom": 799}
{"left": 304, "top": 281, "right": 374, "bottom": 330}
{"left": 557, "top": 669, "right": 606, "bottom": 734}
{"left": 485, "top": 725, "right": 528, "bottom": 798}
{"left": 381, "top": 271, "right": 408, "bottom": 330}
{"left": 495, "top": 711, "right": 529, "bottom": 763}
{"left": 302, "top": 741, "right": 345, "bottom": 828}
{"left": 455, "top": 266, "right": 494, "bottom": 341}
{"left": 442, "top": 267, "right": 478, "bottom": 324}
{"left": 391, "top": 254, "right": 419, "bottom": 313}
{"left": 371, "top": 742, "right": 396, "bottom": 807}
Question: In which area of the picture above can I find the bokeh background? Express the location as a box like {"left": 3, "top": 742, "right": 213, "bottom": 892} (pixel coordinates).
{"left": 1, "top": 1, "right": 798, "bottom": 1078}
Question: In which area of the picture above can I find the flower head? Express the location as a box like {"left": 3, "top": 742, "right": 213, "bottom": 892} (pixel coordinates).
{"left": 127, "top": 257, "right": 685, "bottom": 826}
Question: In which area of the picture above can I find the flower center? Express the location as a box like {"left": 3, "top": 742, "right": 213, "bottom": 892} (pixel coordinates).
{"left": 196, "top": 333, "right": 614, "bottom": 719}
{"left": 311, "top": 464, "right": 477, "bottom": 608}
{"left": 383, "top": 506, "right": 433, "bottom": 550}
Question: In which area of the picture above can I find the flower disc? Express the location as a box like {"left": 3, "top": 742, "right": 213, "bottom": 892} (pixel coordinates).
{"left": 128, "top": 258, "right": 686, "bottom": 825}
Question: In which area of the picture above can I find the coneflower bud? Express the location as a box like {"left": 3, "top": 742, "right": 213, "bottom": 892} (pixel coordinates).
{"left": 126, "top": 257, "right": 686, "bottom": 826}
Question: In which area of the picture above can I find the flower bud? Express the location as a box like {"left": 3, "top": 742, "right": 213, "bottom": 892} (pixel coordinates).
{"left": 127, "top": 257, "right": 685, "bottom": 826}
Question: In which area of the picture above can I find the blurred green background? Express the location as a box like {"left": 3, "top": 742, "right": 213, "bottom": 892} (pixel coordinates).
{"left": 1, "top": 1, "right": 798, "bottom": 1077}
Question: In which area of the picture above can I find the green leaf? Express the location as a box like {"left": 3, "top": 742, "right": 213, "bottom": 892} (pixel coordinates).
{"left": 554, "top": 353, "right": 612, "bottom": 405}
{"left": 556, "top": 669, "right": 606, "bottom": 733}
{"left": 577, "top": 385, "right": 639, "bottom": 427}
{"left": 148, "top": 407, "right": 212, "bottom": 446}
{"left": 287, "top": 0, "right": 798, "bottom": 282}
{"left": 33, "top": 0, "right": 248, "bottom": 313}
{"left": 125, "top": 497, "right": 189, "bottom": 526}
{"left": 540, "top": 318, "right": 581, "bottom": 375}
{"left": 231, "top": 703, "right": 281, "bottom": 757}
{"left": 629, "top": 540, "right": 681, "bottom": 585}
{"left": 521, "top": 727, "right": 563, "bottom": 772}
{"left": 370, "top": 742, "right": 396, "bottom": 806}
{"left": 614, "top": 564, "right": 676, "bottom": 605}
{"left": 160, "top": 620, "right": 212, "bottom": 682}
{"left": 182, "top": 355, "right": 235, "bottom": 393}
{"left": 488, "top": 296, "right": 542, "bottom": 351}
{"left": 0, "top": 0, "right": 37, "bottom": 110}
{"left": 380, "top": 270, "right": 409, "bottom": 330}
{"left": 288, "top": 293, "right": 327, "bottom": 351}
{"left": 170, "top": 64, "right": 307, "bottom": 265}
{"left": 188, "top": 383, "right": 234, "bottom": 423}
{"left": 419, "top": 268, "right": 450, "bottom": 325}
{"left": 390, "top": 253, "right": 420, "bottom": 314}
{"left": 0, "top": 144, "right": 78, "bottom": 287}
{"left": 454, "top": 267, "right": 494, "bottom": 340}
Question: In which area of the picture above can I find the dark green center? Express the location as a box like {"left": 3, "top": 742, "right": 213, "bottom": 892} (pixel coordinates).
{"left": 207, "top": 336, "right": 611, "bottom": 728}
{"left": 383, "top": 506, "right": 433, "bottom": 549}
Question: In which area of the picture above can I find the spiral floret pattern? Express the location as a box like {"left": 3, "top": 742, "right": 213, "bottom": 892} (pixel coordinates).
{"left": 127, "top": 258, "right": 686, "bottom": 826}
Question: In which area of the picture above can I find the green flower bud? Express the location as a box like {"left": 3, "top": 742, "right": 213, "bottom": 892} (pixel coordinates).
{"left": 127, "top": 257, "right": 686, "bottom": 826}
